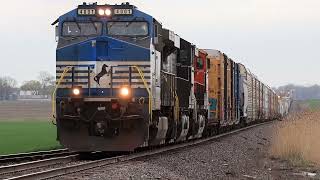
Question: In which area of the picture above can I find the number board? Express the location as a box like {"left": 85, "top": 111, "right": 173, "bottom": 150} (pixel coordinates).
{"left": 78, "top": 9, "right": 96, "bottom": 16}
{"left": 114, "top": 9, "right": 133, "bottom": 15}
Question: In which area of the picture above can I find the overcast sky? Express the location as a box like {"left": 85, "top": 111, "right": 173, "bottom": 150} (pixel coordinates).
{"left": 0, "top": 0, "right": 319, "bottom": 87}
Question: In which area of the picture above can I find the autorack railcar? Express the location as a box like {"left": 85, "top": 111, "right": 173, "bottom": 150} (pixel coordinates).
{"left": 52, "top": 2, "right": 287, "bottom": 152}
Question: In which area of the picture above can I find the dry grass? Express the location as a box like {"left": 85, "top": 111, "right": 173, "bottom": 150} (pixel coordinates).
{"left": 270, "top": 110, "right": 320, "bottom": 166}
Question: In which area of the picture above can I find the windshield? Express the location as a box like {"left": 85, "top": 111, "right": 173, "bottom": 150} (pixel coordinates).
{"left": 107, "top": 22, "right": 148, "bottom": 36}
{"left": 62, "top": 22, "right": 102, "bottom": 36}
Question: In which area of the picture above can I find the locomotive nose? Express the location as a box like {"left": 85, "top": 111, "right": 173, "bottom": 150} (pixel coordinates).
{"left": 94, "top": 39, "right": 109, "bottom": 61}
{"left": 57, "top": 36, "right": 149, "bottom": 62}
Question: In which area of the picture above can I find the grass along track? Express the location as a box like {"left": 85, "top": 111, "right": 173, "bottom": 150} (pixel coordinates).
{"left": 5, "top": 121, "right": 274, "bottom": 180}
{"left": 0, "top": 100, "right": 59, "bottom": 156}
{"left": 0, "top": 121, "right": 60, "bottom": 155}
{"left": 271, "top": 109, "right": 320, "bottom": 166}
{"left": 305, "top": 99, "right": 320, "bottom": 110}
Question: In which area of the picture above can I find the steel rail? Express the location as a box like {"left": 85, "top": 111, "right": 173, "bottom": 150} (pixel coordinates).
{"left": 7, "top": 121, "right": 273, "bottom": 180}
{"left": 0, "top": 155, "right": 78, "bottom": 175}
{"left": 0, "top": 149, "right": 70, "bottom": 164}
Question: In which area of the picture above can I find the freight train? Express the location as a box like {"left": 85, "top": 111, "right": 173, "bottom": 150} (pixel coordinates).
{"left": 52, "top": 2, "right": 290, "bottom": 152}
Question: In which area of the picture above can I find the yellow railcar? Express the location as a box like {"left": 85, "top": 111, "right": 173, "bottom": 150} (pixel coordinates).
{"left": 205, "top": 50, "right": 224, "bottom": 125}
{"left": 204, "top": 49, "right": 238, "bottom": 127}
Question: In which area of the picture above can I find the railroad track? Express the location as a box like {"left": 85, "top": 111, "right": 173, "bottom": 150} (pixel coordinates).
{"left": 0, "top": 149, "right": 73, "bottom": 164}
{"left": 3, "top": 121, "right": 273, "bottom": 180}
{"left": 0, "top": 155, "right": 78, "bottom": 179}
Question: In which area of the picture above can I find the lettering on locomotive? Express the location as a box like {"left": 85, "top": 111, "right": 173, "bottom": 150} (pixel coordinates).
{"left": 114, "top": 9, "right": 133, "bottom": 15}
{"left": 77, "top": 9, "right": 96, "bottom": 16}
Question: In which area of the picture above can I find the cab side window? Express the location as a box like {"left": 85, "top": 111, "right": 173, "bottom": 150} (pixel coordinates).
{"left": 154, "top": 24, "right": 158, "bottom": 37}
{"left": 154, "top": 24, "right": 158, "bottom": 44}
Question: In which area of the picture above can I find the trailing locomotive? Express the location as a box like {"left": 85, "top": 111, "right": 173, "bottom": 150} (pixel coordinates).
{"left": 52, "top": 2, "right": 288, "bottom": 152}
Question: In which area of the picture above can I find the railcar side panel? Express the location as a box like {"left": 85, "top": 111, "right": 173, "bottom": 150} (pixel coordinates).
{"left": 205, "top": 50, "right": 224, "bottom": 126}
{"left": 238, "top": 64, "right": 248, "bottom": 121}
{"left": 247, "top": 71, "right": 254, "bottom": 123}
{"left": 264, "top": 86, "right": 270, "bottom": 119}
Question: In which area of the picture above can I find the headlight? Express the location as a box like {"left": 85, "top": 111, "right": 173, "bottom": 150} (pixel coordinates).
{"left": 73, "top": 88, "right": 81, "bottom": 96}
{"left": 105, "top": 9, "right": 112, "bottom": 16}
{"left": 120, "top": 87, "right": 130, "bottom": 97}
{"left": 98, "top": 8, "right": 112, "bottom": 16}
{"left": 98, "top": 9, "right": 105, "bottom": 16}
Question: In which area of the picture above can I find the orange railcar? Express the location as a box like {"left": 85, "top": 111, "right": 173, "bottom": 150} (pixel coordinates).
{"left": 204, "top": 49, "right": 238, "bottom": 127}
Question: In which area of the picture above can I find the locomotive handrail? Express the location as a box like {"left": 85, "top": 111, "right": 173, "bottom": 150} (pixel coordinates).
{"left": 51, "top": 66, "right": 73, "bottom": 125}
{"left": 131, "top": 65, "right": 153, "bottom": 121}
{"left": 161, "top": 70, "right": 180, "bottom": 122}
{"left": 174, "top": 91, "right": 180, "bottom": 122}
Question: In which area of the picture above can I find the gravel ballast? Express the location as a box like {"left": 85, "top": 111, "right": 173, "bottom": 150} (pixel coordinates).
{"left": 58, "top": 122, "right": 317, "bottom": 180}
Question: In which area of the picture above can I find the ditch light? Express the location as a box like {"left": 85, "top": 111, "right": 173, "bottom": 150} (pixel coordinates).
{"left": 119, "top": 86, "right": 131, "bottom": 99}
{"left": 72, "top": 87, "right": 82, "bottom": 98}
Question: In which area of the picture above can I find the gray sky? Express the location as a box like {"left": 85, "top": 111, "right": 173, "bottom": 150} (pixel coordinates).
{"left": 0, "top": 0, "right": 319, "bottom": 87}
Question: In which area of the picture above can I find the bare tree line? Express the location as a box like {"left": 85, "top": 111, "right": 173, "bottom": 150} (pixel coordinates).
{"left": 0, "top": 71, "right": 55, "bottom": 100}
{"left": 0, "top": 77, "right": 18, "bottom": 100}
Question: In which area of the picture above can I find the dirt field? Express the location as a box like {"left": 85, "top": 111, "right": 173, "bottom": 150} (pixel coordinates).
{"left": 0, "top": 100, "right": 51, "bottom": 121}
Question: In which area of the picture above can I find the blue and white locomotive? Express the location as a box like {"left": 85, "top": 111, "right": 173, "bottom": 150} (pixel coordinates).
{"left": 53, "top": 2, "right": 205, "bottom": 152}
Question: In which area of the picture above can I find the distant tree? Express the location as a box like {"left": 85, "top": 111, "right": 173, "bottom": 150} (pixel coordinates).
{"left": 276, "top": 84, "right": 320, "bottom": 100}
{"left": 20, "top": 80, "right": 42, "bottom": 95}
{"left": 37, "top": 71, "right": 55, "bottom": 96}
{"left": 0, "top": 76, "right": 17, "bottom": 100}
